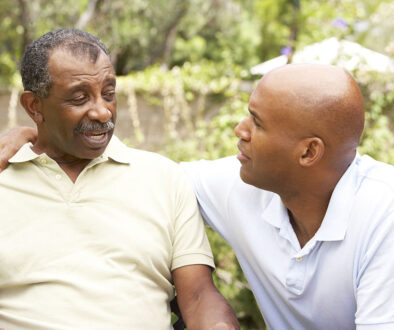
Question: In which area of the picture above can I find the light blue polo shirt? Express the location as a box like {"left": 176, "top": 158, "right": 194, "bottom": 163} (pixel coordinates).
{"left": 182, "top": 155, "right": 394, "bottom": 329}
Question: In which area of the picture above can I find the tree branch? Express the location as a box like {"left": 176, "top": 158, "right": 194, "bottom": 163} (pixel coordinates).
{"left": 76, "top": 0, "right": 100, "bottom": 30}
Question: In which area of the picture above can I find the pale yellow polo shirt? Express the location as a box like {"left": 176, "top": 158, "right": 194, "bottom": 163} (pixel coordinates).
{"left": 0, "top": 136, "right": 214, "bottom": 329}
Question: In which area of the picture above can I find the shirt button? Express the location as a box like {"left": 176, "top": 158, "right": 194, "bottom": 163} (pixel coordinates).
{"left": 40, "top": 158, "right": 47, "bottom": 164}
{"left": 296, "top": 257, "right": 303, "bottom": 262}
{"left": 55, "top": 174, "right": 62, "bottom": 180}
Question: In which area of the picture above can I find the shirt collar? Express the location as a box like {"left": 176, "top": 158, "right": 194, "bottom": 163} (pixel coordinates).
{"left": 100, "top": 135, "right": 131, "bottom": 164}
{"left": 9, "top": 142, "right": 39, "bottom": 163}
{"left": 260, "top": 193, "right": 287, "bottom": 229}
{"left": 260, "top": 154, "right": 360, "bottom": 242}
{"left": 314, "top": 154, "right": 360, "bottom": 242}
{"left": 8, "top": 135, "right": 131, "bottom": 165}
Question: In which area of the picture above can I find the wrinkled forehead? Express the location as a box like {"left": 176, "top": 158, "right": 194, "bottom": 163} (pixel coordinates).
{"left": 47, "top": 48, "right": 114, "bottom": 78}
{"left": 50, "top": 43, "right": 111, "bottom": 63}
{"left": 59, "top": 40, "right": 106, "bottom": 63}
{"left": 44, "top": 51, "right": 115, "bottom": 98}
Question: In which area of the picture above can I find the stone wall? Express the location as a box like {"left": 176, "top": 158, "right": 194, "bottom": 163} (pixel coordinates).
{"left": 0, "top": 91, "right": 224, "bottom": 150}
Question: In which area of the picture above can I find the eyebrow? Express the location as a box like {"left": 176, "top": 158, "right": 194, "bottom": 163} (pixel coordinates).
{"left": 69, "top": 83, "right": 89, "bottom": 94}
{"left": 248, "top": 108, "right": 262, "bottom": 122}
{"left": 104, "top": 77, "right": 116, "bottom": 86}
{"left": 69, "top": 77, "right": 116, "bottom": 94}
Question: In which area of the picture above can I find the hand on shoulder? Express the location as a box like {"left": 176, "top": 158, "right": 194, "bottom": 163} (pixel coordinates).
{"left": 0, "top": 126, "right": 37, "bottom": 172}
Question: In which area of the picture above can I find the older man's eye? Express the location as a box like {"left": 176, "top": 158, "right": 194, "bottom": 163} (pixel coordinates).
{"left": 103, "top": 91, "right": 116, "bottom": 101}
{"left": 72, "top": 95, "right": 87, "bottom": 104}
{"left": 252, "top": 116, "right": 261, "bottom": 128}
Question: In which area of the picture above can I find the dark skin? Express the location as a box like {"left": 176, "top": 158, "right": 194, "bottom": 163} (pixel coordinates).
{"left": 0, "top": 126, "right": 37, "bottom": 171}
{"left": 20, "top": 48, "right": 117, "bottom": 182}
{"left": 0, "top": 49, "right": 239, "bottom": 329}
{"left": 0, "top": 65, "right": 364, "bottom": 248}
{"left": 172, "top": 265, "right": 239, "bottom": 330}
{"left": 235, "top": 64, "right": 364, "bottom": 247}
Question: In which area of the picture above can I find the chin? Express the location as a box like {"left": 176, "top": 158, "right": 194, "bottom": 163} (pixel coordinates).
{"left": 239, "top": 167, "right": 270, "bottom": 191}
{"left": 74, "top": 145, "right": 108, "bottom": 160}
{"left": 74, "top": 130, "right": 113, "bottom": 159}
{"left": 239, "top": 168, "right": 254, "bottom": 185}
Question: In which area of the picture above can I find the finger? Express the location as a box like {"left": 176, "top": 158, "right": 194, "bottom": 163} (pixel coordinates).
{"left": 0, "top": 155, "right": 7, "bottom": 173}
{"left": 0, "top": 146, "right": 11, "bottom": 173}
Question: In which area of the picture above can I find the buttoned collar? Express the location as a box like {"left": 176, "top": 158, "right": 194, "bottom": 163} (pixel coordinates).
{"left": 260, "top": 155, "right": 360, "bottom": 245}
{"left": 9, "top": 135, "right": 131, "bottom": 165}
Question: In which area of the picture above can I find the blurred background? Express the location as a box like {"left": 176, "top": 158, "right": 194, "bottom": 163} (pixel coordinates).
{"left": 1, "top": 0, "right": 393, "bottom": 328}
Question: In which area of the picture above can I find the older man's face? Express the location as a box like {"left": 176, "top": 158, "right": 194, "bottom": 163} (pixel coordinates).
{"left": 38, "top": 48, "right": 116, "bottom": 161}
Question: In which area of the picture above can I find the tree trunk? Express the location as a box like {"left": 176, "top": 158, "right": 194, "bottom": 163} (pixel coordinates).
{"left": 161, "top": 23, "right": 179, "bottom": 70}
{"left": 16, "top": 0, "right": 33, "bottom": 52}
{"left": 154, "top": 1, "right": 188, "bottom": 69}
{"left": 76, "top": 0, "right": 100, "bottom": 30}
{"left": 287, "top": 0, "right": 300, "bottom": 62}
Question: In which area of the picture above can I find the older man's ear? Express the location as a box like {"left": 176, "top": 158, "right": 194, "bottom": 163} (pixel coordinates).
{"left": 20, "top": 91, "right": 44, "bottom": 124}
{"left": 0, "top": 126, "right": 38, "bottom": 172}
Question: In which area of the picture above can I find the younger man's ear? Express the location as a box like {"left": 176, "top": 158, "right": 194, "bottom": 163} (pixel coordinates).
{"left": 20, "top": 91, "right": 44, "bottom": 124}
{"left": 298, "top": 137, "right": 325, "bottom": 167}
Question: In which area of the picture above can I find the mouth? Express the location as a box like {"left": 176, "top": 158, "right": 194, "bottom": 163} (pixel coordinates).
{"left": 79, "top": 130, "right": 112, "bottom": 147}
{"left": 237, "top": 142, "right": 251, "bottom": 162}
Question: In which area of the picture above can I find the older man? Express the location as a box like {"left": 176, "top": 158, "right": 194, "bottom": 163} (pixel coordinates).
{"left": 0, "top": 29, "right": 238, "bottom": 330}
{"left": 2, "top": 64, "right": 394, "bottom": 328}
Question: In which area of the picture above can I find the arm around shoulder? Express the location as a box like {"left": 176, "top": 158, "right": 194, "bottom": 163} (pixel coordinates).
{"left": 0, "top": 126, "right": 37, "bottom": 172}
{"left": 172, "top": 264, "right": 239, "bottom": 330}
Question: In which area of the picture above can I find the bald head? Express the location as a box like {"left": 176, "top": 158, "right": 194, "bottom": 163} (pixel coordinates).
{"left": 234, "top": 64, "right": 365, "bottom": 194}
{"left": 256, "top": 64, "right": 365, "bottom": 152}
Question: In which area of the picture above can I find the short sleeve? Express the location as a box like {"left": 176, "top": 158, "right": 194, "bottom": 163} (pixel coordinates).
{"left": 171, "top": 167, "right": 215, "bottom": 271}
{"left": 180, "top": 157, "right": 240, "bottom": 240}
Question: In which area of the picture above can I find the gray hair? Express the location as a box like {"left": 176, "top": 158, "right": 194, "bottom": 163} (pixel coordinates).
{"left": 20, "top": 29, "right": 110, "bottom": 98}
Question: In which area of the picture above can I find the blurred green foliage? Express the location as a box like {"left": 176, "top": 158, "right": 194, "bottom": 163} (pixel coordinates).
{"left": 1, "top": 0, "right": 393, "bottom": 328}
{"left": 358, "top": 71, "right": 394, "bottom": 164}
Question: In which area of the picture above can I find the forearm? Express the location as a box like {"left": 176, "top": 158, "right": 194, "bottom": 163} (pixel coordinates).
{"left": 1, "top": 126, "right": 37, "bottom": 143}
{"left": 179, "top": 287, "right": 239, "bottom": 330}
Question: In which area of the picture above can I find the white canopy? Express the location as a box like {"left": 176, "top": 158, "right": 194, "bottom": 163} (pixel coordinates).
{"left": 250, "top": 37, "right": 394, "bottom": 75}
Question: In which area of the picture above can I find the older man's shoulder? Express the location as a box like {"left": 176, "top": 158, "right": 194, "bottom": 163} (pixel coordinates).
{"left": 109, "top": 136, "right": 178, "bottom": 170}
{"left": 129, "top": 147, "right": 177, "bottom": 167}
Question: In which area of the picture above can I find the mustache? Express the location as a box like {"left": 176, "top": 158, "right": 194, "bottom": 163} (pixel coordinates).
{"left": 74, "top": 120, "right": 115, "bottom": 133}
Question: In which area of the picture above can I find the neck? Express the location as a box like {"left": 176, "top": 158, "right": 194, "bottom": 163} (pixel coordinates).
{"left": 280, "top": 154, "right": 356, "bottom": 248}
{"left": 284, "top": 195, "right": 331, "bottom": 248}
{"left": 31, "top": 143, "right": 90, "bottom": 183}
{"left": 56, "top": 159, "right": 91, "bottom": 183}
{"left": 280, "top": 157, "right": 355, "bottom": 248}
{"left": 280, "top": 177, "right": 337, "bottom": 248}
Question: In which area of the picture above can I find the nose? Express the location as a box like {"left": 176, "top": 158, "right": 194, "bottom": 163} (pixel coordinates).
{"left": 88, "top": 98, "right": 113, "bottom": 123}
{"left": 234, "top": 117, "right": 251, "bottom": 141}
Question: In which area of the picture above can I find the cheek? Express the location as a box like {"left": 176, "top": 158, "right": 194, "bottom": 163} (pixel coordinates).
{"left": 111, "top": 108, "right": 117, "bottom": 121}
{"left": 251, "top": 139, "right": 268, "bottom": 160}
